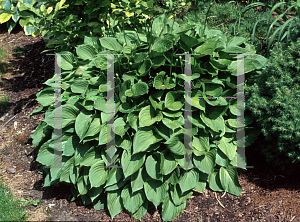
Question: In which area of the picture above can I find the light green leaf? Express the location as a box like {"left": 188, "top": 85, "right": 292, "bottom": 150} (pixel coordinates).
{"left": 200, "top": 111, "right": 225, "bottom": 134}
{"left": 165, "top": 133, "right": 184, "bottom": 155}
{"left": 162, "top": 192, "right": 186, "bottom": 222}
{"left": 107, "top": 190, "right": 123, "bottom": 220}
{"left": 193, "top": 149, "right": 216, "bottom": 174}
{"left": 115, "top": 117, "right": 129, "bottom": 137}
{"left": 133, "top": 128, "right": 161, "bottom": 154}
{"left": 121, "top": 150, "right": 146, "bottom": 178}
{"left": 145, "top": 154, "right": 163, "bottom": 181}
{"left": 219, "top": 167, "right": 242, "bottom": 196}
{"left": 160, "top": 150, "right": 177, "bottom": 175}
{"left": 165, "top": 91, "right": 184, "bottom": 111}
{"left": 121, "top": 184, "right": 145, "bottom": 214}
{"left": 162, "top": 115, "right": 184, "bottom": 130}
{"left": 75, "top": 110, "right": 93, "bottom": 141}
{"left": 71, "top": 80, "right": 89, "bottom": 94}
{"left": 76, "top": 45, "right": 96, "bottom": 60}
{"left": 151, "top": 38, "right": 173, "bottom": 53}
{"left": 99, "top": 37, "right": 122, "bottom": 51}
{"left": 208, "top": 170, "right": 223, "bottom": 192}
{"left": 217, "top": 136, "right": 237, "bottom": 160}
{"left": 131, "top": 168, "right": 144, "bottom": 193}
{"left": 179, "top": 169, "right": 199, "bottom": 193}
{"left": 170, "top": 184, "right": 193, "bottom": 206}
{"left": 89, "top": 160, "right": 108, "bottom": 188}
{"left": 144, "top": 179, "right": 168, "bottom": 208}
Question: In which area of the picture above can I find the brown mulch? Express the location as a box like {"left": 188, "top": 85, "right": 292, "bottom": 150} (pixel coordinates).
{"left": 0, "top": 17, "right": 300, "bottom": 222}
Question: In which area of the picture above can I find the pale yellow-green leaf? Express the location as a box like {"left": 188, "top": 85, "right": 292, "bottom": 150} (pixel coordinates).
{"left": 0, "top": 13, "right": 12, "bottom": 24}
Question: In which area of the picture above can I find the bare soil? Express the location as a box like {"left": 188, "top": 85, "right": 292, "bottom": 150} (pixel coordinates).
{"left": 0, "top": 19, "right": 299, "bottom": 222}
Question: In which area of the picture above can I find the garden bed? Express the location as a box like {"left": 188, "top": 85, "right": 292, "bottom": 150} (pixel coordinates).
{"left": 0, "top": 3, "right": 299, "bottom": 221}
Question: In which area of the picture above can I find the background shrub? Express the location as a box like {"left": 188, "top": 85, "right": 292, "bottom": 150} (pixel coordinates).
{"left": 246, "top": 17, "right": 300, "bottom": 175}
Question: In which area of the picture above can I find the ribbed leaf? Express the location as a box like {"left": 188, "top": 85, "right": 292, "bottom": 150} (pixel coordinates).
{"left": 178, "top": 169, "right": 199, "bottom": 193}
{"left": 219, "top": 167, "right": 242, "bottom": 196}
{"left": 145, "top": 154, "right": 163, "bottom": 181}
{"left": 193, "top": 149, "right": 216, "bottom": 174}
{"left": 121, "top": 184, "right": 145, "bottom": 214}
{"left": 121, "top": 150, "right": 146, "bottom": 178}
{"left": 100, "top": 37, "right": 122, "bottom": 51}
{"left": 89, "top": 160, "right": 108, "bottom": 188}
{"left": 144, "top": 179, "right": 168, "bottom": 208}
{"left": 107, "top": 190, "right": 123, "bottom": 220}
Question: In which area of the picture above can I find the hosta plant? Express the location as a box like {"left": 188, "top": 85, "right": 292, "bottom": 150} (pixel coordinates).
{"left": 29, "top": 14, "right": 266, "bottom": 221}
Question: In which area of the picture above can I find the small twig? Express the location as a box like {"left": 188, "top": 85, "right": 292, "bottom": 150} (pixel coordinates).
{"left": 221, "top": 191, "right": 226, "bottom": 198}
{"left": 214, "top": 192, "right": 225, "bottom": 208}
{"left": 290, "top": 216, "right": 295, "bottom": 221}
{"left": 0, "top": 114, "right": 17, "bottom": 134}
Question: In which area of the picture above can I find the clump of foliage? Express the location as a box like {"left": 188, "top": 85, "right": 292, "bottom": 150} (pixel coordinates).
{"left": 28, "top": 13, "right": 266, "bottom": 221}
{"left": 182, "top": 1, "right": 276, "bottom": 56}
{"left": 246, "top": 18, "right": 300, "bottom": 175}
{"left": 0, "top": 179, "right": 26, "bottom": 221}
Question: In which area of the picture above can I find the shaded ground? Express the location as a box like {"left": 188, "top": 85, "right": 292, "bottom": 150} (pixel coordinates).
{"left": 0, "top": 21, "right": 299, "bottom": 222}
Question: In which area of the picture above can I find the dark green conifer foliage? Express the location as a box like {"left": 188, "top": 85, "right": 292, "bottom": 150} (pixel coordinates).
{"left": 246, "top": 21, "right": 300, "bottom": 175}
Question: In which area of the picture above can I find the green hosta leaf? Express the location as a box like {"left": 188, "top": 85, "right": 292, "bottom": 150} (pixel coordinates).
{"left": 151, "top": 38, "right": 173, "bottom": 53}
{"left": 223, "top": 45, "right": 248, "bottom": 54}
{"left": 162, "top": 192, "right": 186, "bottom": 222}
{"left": 193, "top": 149, "right": 216, "bottom": 174}
{"left": 179, "top": 169, "right": 199, "bottom": 193}
{"left": 121, "top": 184, "right": 145, "bottom": 214}
{"left": 227, "top": 119, "right": 237, "bottom": 128}
{"left": 89, "top": 160, "right": 108, "bottom": 188}
{"left": 194, "top": 181, "right": 206, "bottom": 193}
{"left": 76, "top": 45, "right": 97, "bottom": 60}
{"left": 36, "top": 87, "right": 54, "bottom": 106}
{"left": 208, "top": 170, "right": 224, "bottom": 192}
{"left": 219, "top": 167, "right": 242, "bottom": 196}
{"left": 107, "top": 190, "right": 123, "bottom": 220}
{"left": 71, "top": 80, "right": 89, "bottom": 94}
{"left": 165, "top": 133, "right": 184, "bottom": 155}
{"left": 131, "top": 82, "right": 148, "bottom": 97}
{"left": 94, "top": 99, "right": 106, "bottom": 112}
{"left": 170, "top": 184, "right": 193, "bottom": 206}
{"left": 152, "top": 56, "right": 165, "bottom": 69}
{"left": 144, "top": 179, "right": 168, "bottom": 209}
{"left": 100, "top": 37, "right": 122, "bottom": 51}
{"left": 204, "top": 97, "right": 228, "bottom": 106}
{"left": 180, "top": 33, "right": 200, "bottom": 48}
{"left": 85, "top": 117, "right": 101, "bottom": 138}
{"left": 217, "top": 136, "right": 237, "bottom": 160}
{"left": 200, "top": 111, "right": 225, "bottom": 135}
{"left": 215, "top": 149, "right": 230, "bottom": 167}
{"left": 127, "top": 111, "right": 139, "bottom": 131}
{"left": 80, "top": 147, "right": 101, "bottom": 166}
{"left": 206, "top": 105, "right": 228, "bottom": 119}
{"left": 205, "top": 84, "right": 223, "bottom": 97}
{"left": 131, "top": 168, "right": 144, "bottom": 193}
{"left": 138, "top": 59, "right": 151, "bottom": 76}
{"left": 162, "top": 110, "right": 182, "bottom": 118}
{"left": 115, "top": 117, "right": 129, "bottom": 137}
{"left": 165, "top": 167, "right": 180, "bottom": 185}
{"left": 98, "top": 124, "right": 114, "bottom": 145}
{"left": 145, "top": 154, "right": 163, "bottom": 181}
{"left": 192, "top": 130, "right": 210, "bottom": 152}
{"left": 132, "top": 201, "right": 148, "bottom": 221}
{"left": 165, "top": 91, "right": 184, "bottom": 111}
{"left": 134, "top": 52, "right": 148, "bottom": 63}
{"left": 121, "top": 150, "right": 146, "bottom": 178}
{"left": 88, "top": 186, "right": 103, "bottom": 202}
{"left": 160, "top": 150, "right": 177, "bottom": 175}
{"left": 75, "top": 110, "right": 93, "bottom": 141}
{"left": 44, "top": 104, "right": 79, "bottom": 128}
{"left": 162, "top": 115, "right": 184, "bottom": 130}
{"left": 153, "top": 123, "right": 171, "bottom": 140}
{"left": 63, "top": 135, "right": 79, "bottom": 156}
{"left": 227, "top": 36, "right": 247, "bottom": 46}
{"left": 133, "top": 128, "right": 161, "bottom": 154}
{"left": 194, "top": 38, "right": 218, "bottom": 56}
{"left": 139, "top": 105, "right": 162, "bottom": 127}
{"left": 105, "top": 167, "right": 123, "bottom": 187}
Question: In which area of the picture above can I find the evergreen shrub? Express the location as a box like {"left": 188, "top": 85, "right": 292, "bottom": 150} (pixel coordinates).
{"left": 29, "top": 14, "right": 266, "bottom": 221}
{"left": 246, "top": 17, "right": 300, "bottom": 175}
